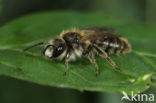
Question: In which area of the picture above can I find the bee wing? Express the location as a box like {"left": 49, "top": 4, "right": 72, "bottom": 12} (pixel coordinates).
{"left": 81, "top": 26, "right": 116, "bottom": 34}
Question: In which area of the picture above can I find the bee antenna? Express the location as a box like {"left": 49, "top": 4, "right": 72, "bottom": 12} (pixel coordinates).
{"left": 24, "top": 42, "right": 44, "bottom": 51}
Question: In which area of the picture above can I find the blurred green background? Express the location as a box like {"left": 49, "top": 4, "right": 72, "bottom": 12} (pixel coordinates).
{"left": 0, "top": 0, "right": 156, "bottom": 103}
{"left": 1, "top": 0, "right": 156, "bottom": 25}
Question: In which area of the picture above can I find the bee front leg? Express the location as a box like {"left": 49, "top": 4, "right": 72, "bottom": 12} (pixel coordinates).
{"left": 65, "top": 51, "right": 71, "bottom": 75}
{"left": 93, "top": 45, "right": 122, "bottom": 72}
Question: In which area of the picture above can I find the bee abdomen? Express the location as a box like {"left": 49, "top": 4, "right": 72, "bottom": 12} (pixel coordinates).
{"left": 117, "top": 37, "right": 131, "bottom": 54}
{"left": 92, "top": 35, "right": 131, "bottom": 54}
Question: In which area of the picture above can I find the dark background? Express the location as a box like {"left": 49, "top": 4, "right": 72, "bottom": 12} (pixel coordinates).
{"left": 0, "top": 0, "right": 156, "bottom": 103}
{"left": 1, "top": 0, "right": 156, "bottom": 26}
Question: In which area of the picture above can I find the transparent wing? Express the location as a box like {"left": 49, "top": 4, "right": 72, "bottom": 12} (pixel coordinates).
{"left": 81, "top": 26, "right": 116, "bottom": 34}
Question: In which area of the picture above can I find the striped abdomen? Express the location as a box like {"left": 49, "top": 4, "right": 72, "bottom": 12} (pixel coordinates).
{"left": 84, "top": 33, "right": 131, "bottom": 54}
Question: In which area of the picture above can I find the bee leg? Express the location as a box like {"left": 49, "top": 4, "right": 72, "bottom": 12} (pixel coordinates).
{"left": 65, "top": 58, "right": 69, "bottom": 75}
{"left": 64, "top": 51, "right": 71, "bottom": 75}
{"left": 87, "top": 51, "right": 99, "bottom": 77}
{"left": 93, "top": 45, "right": 122, "bottom": 72}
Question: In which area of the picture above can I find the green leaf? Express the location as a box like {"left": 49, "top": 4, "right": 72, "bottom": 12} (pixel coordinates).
{"left": 0, "top": 11, "right": 155, "bottom": 94}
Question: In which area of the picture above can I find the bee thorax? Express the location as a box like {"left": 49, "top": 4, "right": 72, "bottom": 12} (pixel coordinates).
{"left": 74, "top": 48, "right": 83, "bottom": 57}
{"left": 68, "top": 53, "right": 76, "bottom": 61}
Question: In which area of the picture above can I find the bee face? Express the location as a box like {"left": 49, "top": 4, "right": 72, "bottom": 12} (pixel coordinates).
{"left": 43, "top": 38, "right": 66, "bottom": 58}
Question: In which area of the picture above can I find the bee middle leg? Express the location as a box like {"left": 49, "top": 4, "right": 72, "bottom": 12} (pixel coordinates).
{"left": 87, "top": 51, "right": 99, "bottom": 76}
{"left": 84, "top": 45, "right": 99, "bottom": 76}
{"left": 92, "top": 44, "right": 122, "bottom": 72}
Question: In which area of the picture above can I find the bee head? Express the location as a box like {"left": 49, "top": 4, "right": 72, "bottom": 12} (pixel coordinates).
{"left": 43, "top": 37, "right": 66, "bottom": 58}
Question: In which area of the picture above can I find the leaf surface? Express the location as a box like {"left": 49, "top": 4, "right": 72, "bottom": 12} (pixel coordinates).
{"left": 0, "top": 11, "right": 155, "bottom": 94}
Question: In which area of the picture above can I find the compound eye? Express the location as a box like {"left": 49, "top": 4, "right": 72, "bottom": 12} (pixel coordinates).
{"left": 52, "top": 45, "right": 65, "bottom": 58}
{"left": 58, "top": 46, "right": 63, "bottom": 51}
{"left": 43, "top": 45, "right": 54, "bottom": 58}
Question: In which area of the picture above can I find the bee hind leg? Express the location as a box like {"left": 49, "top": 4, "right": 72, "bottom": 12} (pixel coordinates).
{"left": 93, "top": 44, "right": 122, "bottom": 72}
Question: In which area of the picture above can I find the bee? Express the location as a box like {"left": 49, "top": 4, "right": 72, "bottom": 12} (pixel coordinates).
{"left": 24, "top": 26, "right": 131, "bottom": 76}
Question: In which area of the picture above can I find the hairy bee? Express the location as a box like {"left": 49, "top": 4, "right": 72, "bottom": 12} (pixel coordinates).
{"left": 24, "top": 26, "right": 131, "bottom": 76}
